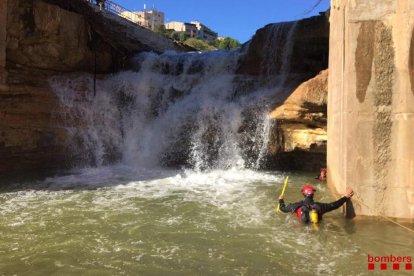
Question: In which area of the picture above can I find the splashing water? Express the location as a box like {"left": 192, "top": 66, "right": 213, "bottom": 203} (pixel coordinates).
{"left": 261, "top": 22, "right": 298, "bottom": 88}
{"left": 47, "top": 22, "right": 301, "bottom": 171}
{"left": 1, "top": 168, "right": 413, "bottom": 275}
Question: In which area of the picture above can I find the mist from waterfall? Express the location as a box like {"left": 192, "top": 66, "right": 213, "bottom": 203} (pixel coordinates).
{"left": 50, "top": 22, "right": 298, "bottom": 171}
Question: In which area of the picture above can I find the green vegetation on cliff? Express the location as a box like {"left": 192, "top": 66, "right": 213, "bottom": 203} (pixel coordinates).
{"left": 183, "top": 38, "right": 215, "bottom": 51}
{"left": 155, "top": 25, "right": 240, "bottom": 51}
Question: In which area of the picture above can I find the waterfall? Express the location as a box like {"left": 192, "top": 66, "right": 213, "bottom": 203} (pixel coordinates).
{"left": 49, "top": 75, "right": 123, "bottom": 167}
{"left": 50, "top": 22, "right": 297, "bottom": 171}
{"left": 261, "top": 22, "right": 298, "bottom": 90}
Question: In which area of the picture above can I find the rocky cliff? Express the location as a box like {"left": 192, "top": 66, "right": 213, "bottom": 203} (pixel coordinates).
{"left": 0, "top": 0, "right": 189, "bottom": 174}
{"left": 268, "top": 70, "right": 328, "bottom": 171}
{"left": 236, "top": 13, "right": 329, "bottom": 171}
{"left": 237, "top": 13, "right": 329, "bottom": 83}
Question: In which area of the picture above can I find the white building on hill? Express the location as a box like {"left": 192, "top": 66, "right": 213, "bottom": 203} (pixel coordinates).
{"left": 165, "top": 21, "right": 198, "bottom": 37}
{"left": 190, "top": 21, "right": 218, "bottom": 41}
{"left": 121, "top": 9, "right": 164, "bottom": 30}
{"left": 165, "top": 20, "right": 218, "bottom": 41}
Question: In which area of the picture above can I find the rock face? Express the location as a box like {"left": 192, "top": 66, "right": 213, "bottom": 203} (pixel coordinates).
{"left": 234, "top": 14, "right": 329, "bottom": 171}
{"left": 237, "top": 13, "right": 329, "bottom": 82}
{"left": 329, "top": 0, "right": 414, "bottom": 219}
{"left": 267, "top": 70, "right": 328, "bottom": 171}
{"left": 0, "top": 0, "right": 189, "bottom": 174}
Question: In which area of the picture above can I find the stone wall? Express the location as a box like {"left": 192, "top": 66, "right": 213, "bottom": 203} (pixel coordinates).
{"left": 328, "top": 0, "right": 414, "bottom": 219}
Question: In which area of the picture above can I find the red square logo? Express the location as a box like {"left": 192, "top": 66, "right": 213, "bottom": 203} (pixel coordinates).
{"left": 368, "top": 263, "right": 375, "bottom": 270}
{"left": 380, "top": 263, "right": 387, "bottom": 270}
{"left": 406, "top": 263, "right": 412, "bottom": 270}
{"left": 393, "top": 263, "right": 400, "bottom": 270}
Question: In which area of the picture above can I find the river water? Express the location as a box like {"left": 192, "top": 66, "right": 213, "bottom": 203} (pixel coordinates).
{"left": 0, "top": 166, "right": 413, "bottom": 275}
{"left": 2, "top": 22, "right": 413, "bottom": 275}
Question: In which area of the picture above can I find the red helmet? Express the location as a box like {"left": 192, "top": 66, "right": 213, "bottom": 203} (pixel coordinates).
{"left": 301, "top": 184, "right": 316, "bottom": 196}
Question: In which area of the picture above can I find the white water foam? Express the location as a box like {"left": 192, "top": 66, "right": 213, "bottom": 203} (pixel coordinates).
{"left": 49, "top": 22, "right": 298, "bottom": 171}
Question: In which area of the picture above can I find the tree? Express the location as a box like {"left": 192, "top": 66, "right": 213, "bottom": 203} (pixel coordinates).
{"left": 184, "top": 38, "right": 215, "bottom": 51}
{"left": 155, "top": 24, "right": 168, "bottom": 35}
{"left": 170, "top": 31, "right": 181, "bottom": 41}
{"left": 210, "top": 39, "right": 221, "bottom": 48}
{"left": 217, "top": 37, "right": 241, "bottom": 50}
{"left": 178, "top": 32, "right": 188, "bottom": 42}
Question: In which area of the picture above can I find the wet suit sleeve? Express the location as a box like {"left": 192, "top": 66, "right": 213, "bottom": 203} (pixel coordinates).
{"left": 278, "top": 199, "right": 302, "bottom": 213}
{"left": 317, "top": 197, "right": 348, "bottom": 214}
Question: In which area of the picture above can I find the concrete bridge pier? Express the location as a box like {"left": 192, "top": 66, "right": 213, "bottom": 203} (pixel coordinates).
{"left": 328, "top": 0, "right": 414, "bottom": 220}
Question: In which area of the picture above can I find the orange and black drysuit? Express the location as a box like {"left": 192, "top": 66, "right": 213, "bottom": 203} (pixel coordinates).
{"left": 278, "top": 195, "right": 348, "bottom": 223}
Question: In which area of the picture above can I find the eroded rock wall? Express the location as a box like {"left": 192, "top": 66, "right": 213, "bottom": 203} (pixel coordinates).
{"left": 268, "top": 70, "right": 328, "bottom": 171}
{"left": 237, "top": 14, "right": 329, "bottom": 82}
{"left": 236, "top": 14, "right": 329, "bottom": 171}
{"left": 328, "top": 0, "right": 414, "bottom": 219}
{"left": 0, "top": 0, "right": 188, "bottom": 174}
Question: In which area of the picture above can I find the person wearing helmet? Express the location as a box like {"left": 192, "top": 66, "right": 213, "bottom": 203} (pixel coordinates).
{"left": 278, "top": 184, "right": 354, "bottom": 224}
{"left": 315, "top": 168, "right": 327, "bottom": 181}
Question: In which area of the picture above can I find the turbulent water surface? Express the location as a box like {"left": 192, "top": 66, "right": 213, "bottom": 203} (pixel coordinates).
{"left": 0, "top": 167, "right": 413, "bottom": 275}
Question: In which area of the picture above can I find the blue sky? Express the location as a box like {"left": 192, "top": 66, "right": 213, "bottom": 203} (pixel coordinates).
{"left": 115, "top": 0, "right": 330, "bottom": 43}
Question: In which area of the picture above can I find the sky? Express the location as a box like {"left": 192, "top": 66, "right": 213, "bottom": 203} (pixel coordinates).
{"left": 114, "top": 0, "right": 330, "bottom": 43}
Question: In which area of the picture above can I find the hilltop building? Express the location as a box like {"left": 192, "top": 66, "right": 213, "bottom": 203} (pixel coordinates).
{"left": 190, "top": 21, "right": 218, "bottom": 41}
{"left": 164, "top": 21, "right": 198, "bottom": 38}
{"left": 121, "top": 9, "right": 164, "bottom": 30}
{"left": 165, "top": 20, "right": 218, "bottom": 41}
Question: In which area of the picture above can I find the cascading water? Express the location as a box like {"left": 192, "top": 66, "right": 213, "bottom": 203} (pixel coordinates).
{"left": 50, "top": 22, "right": 299, "bottom": 171}
{"left": 261, "top": 22, "right": 297, "bottom": 89}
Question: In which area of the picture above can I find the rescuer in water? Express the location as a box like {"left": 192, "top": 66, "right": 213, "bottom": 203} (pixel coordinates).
{"left": 278, "top": 185, "right": 354, "bottom": 224}
{"left": 315, "top": 167, "right": 327, "bottom": 181}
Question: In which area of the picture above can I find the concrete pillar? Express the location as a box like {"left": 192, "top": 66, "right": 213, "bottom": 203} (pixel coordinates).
{"left": 328, "top": 0, "right": 414, "bottom": 219}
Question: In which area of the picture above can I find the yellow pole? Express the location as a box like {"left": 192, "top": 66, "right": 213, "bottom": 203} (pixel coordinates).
{"left": 276, "top": 176, "right": 289, "bottom": 212}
